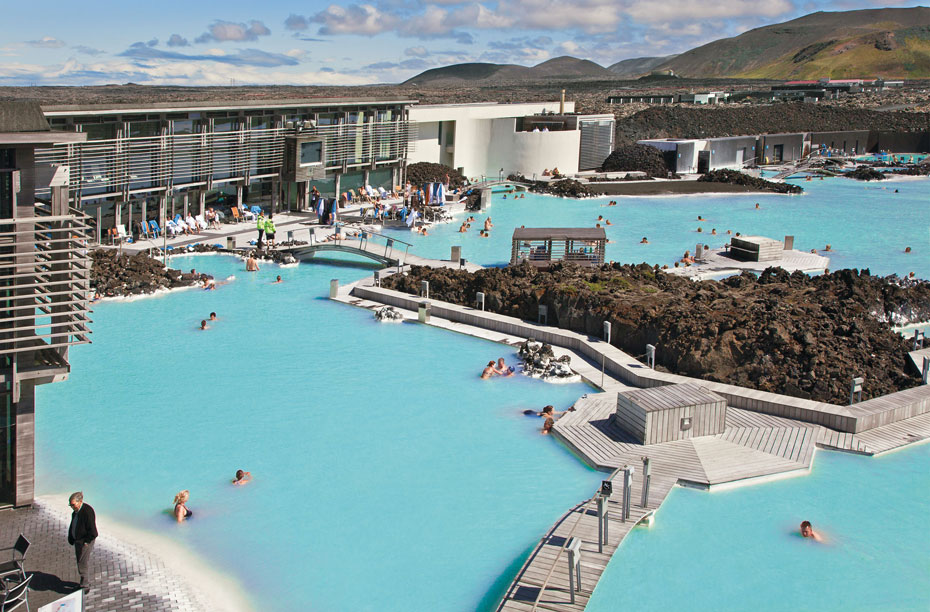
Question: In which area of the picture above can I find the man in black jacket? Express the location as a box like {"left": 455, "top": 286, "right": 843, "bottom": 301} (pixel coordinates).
{"left": 67, "top": 492, "right": 97, "bottom": 591}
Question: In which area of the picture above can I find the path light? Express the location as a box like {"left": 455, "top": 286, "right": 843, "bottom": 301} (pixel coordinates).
{"left": 850, "top": 376, "right": 864, "bottom": 404}
{"left": 475, "top": 292, "right": 485, "bottom": 311}
{"left": 646, "top": 344, "right": 656, "bottom": 369}
{"left": 566, "top": 537, "right": 582, "bottom": 604}
{"left": 641, "top": 457, "right": 651, "bottom": 508}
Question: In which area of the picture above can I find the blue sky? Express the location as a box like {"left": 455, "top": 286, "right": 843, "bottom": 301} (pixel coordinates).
{"left": 0, "top": 1, "right": 912, "bottom": 86}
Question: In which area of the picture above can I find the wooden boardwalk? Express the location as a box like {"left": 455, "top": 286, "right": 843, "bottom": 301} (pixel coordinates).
{"left": 497, "top": 391, "right": 930, "bottom": 611}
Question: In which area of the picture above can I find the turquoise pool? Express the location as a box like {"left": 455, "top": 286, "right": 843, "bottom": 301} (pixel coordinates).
{"left": 587, "top": 442, "right": 930, "bottom": 612}
{"left": 387, "top": 175, "right": 930, "bottom": 280}
{"left": 36, "top": 175, "right": 930, "bottom": 610}
{"left": 37, "top": 254, "right": 600, "bottom": 611}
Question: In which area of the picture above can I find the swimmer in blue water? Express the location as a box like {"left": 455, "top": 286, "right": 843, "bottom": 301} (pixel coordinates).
{"left": 800, "top": 520, "right": 822, "bottom": 542}
{"left": 174, "top": 490, "right": 193, "bottom": 522}
{"left": 494, "top": 357, "right": 515, "bottom": 377}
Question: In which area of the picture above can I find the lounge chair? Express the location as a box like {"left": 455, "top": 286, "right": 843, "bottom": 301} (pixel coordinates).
{"left": 0, "top": 573, "right": 32, "bottom": 611}
{"left": 185, "top": 216, "right": 199, "bottom": 232}
{"left": 116, "top": 224, "right": 132, "bottom": 243}
{"left": 195, "top": 214, "right": 208, "bottom": 230}
{"left": 250, "top": 205, "right": 262, "bottom": 217}
{"left": 0, "top": 534, "right": 28, "bottom": 584}
{"left": 229, "top": 207, "right": 241, "bottom": 223}
{"left": 148, "top": 219, "right": 161, "bottom": 238}
{"left": 137, "top": 220, "right": 150, "bottom": 240}
{"left": 239, "top": 206, "right": 255, "bottom": 221}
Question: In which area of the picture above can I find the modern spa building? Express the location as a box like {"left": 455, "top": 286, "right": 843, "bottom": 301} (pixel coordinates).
{"left": 407, "top": 101, "right": 615, "bottom": 178}
{"left": 37, "top": 97, "right": 415, "bottom": 242}
{"left": 0, "top": 101, "right": 90, "bottom": 506}
{"left": 34, "top": 97, "right": 614, "bottom": 242}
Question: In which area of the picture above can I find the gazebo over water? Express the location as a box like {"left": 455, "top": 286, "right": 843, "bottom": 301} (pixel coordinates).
{"left": 510, "top": 227, "right": 607, "bottom": 268}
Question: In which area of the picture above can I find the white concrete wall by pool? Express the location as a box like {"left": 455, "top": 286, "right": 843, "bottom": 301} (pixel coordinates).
{"left": 412, "top": 121, "right": 442, "bottom": 169}
{"left": 407, "top": 102, "right": 576, "bottom": 176}
{"left": 487, "top": 118, "right": 580, "bottom": 178}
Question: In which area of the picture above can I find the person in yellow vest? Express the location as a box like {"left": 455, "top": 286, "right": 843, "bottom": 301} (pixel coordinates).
{"left": 264, "top": 214, "right": 277, "bottom": 248}
{"left": 256, "top": 212, "right": 265, "bottom": 248}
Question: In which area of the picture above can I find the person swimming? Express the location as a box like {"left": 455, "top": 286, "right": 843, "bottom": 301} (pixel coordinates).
{"left": 273, "top": 275, "right": 283, "bottom": 284}
{"left": 209, "top": 312, "right": 217, "bottom": 321}
{"left": 481, "top": 361, "right": 497, "bottom": 379}
{"left": 199, "top": 320, "right": 208, "bottom": 330}
{"left": 174, "top": 490, "right": 193, "bottom": 522}
{"left": 800, "top": 520, "right": 822, "bottom": 542}
{"left": 494, "top": 357, "right": 515, "bottom": 377}
{"left": 232, "top": 470, "right": 252, "bottom": 486}
{"left": 541, "top": 417, "right": 555, "bottom": 435}
{"left": 640, "top": 237, "right": 648, "bottom": 244}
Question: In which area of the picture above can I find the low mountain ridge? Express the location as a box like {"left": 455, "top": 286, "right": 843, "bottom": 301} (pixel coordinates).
{"left": 656, "top": 7, "right": 930, "bottom": 78}
{"left": 403, "top": 56, "right": 610, "bottom": 85}
{"left": 608, "top": 55, "right": 679, "bottom": 77}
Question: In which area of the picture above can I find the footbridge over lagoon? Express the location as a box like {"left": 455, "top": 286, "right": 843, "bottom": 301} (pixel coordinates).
{"left": 281, "top": 226, "right": 485, "bottom": 271}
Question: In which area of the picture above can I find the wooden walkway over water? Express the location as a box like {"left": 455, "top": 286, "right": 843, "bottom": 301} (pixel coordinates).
{"left": 496, "top": 391, "right": 930, "bottom": 611}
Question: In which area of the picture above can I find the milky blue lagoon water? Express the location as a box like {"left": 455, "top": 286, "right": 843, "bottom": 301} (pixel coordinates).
{"left": 36, "top": 175, "right": 930, "bottom": 610}
{"left": 387, "top": 175, "right": 930, "bottom": 280}
{"left": 587, "top": 442, "right": 930, "bottom": 612}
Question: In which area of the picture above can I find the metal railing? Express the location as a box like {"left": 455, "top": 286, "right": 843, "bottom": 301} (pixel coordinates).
{"left": 34, "top": 121, "right": 415, "bottom": 199}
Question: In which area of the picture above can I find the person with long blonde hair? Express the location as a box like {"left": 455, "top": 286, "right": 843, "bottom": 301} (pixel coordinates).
{"left": 174, "top": 490, "right": 193, "bottom": 522}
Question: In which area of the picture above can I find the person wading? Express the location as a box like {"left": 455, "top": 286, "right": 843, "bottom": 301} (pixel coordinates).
{"left": 256, "top": 211, "right": 266, "bottom": 249}
{"left": 68, "top": 492, "right": 98, "bottom": 592}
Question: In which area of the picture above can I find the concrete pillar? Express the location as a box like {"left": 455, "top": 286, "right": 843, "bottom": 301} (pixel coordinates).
{"left": 14, "top": 383, "right": 35, "bottom": 507}
{"left": 199, "top": 191, "right": 206, "bottom": 217}
{"left": 183, "top": 193, "right": 189, "bottom": 218}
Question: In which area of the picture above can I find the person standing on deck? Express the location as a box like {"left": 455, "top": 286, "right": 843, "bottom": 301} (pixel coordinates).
{"left": 256, "top": 212, "right": 266, "bottom": 249}
{"left": 68, "top": 492, "right": 98, "bottom": 592}
{"left": 264, "top": 214, "right": 277, "bottom": 248}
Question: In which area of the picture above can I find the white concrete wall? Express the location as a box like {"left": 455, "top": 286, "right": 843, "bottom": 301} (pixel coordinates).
{"left": 407, "top": 102, "right": 576, "bottom": 177}
{"left": 410, "top": 120, "right": 442, "bottom": 168}
{"left": 487, "top": 118, "right": 580, "bottom": 178}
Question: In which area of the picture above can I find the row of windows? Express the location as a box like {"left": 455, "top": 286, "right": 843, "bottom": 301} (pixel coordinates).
{"left": 48, "top": 108, "right": 402, "bottom": 140}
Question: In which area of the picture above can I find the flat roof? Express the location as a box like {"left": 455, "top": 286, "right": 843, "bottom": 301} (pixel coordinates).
{"left": 42, "top": 97, "right": 417, "bottom": 117}
{"left": 513, "top": 227, "right": 607, "bottom": 241}
{"left": 0, "top": 101, "right": 50, "bottom": 132}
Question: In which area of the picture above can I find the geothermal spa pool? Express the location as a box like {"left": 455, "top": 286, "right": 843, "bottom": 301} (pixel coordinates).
{"left": 39, "top": 175, "right": 930, "bottom": 610}
{"left": 387, "top": 174, "right": 930, "bottom": 280}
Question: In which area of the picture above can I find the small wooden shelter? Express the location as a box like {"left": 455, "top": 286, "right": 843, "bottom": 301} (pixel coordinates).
{"left": 510, "top": 227, "right": 606, "bottom": 268}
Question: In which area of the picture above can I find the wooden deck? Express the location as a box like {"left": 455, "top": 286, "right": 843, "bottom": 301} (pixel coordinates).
{"left": 666, "top": 247, "right": 829, "bottom": 280}
{"left": 497, "top": 391, "right": 930, "bottom": 611}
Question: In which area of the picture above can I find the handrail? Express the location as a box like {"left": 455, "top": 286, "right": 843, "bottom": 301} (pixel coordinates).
{"left": 521, "top": 466, "right": 622, "bottom": 611}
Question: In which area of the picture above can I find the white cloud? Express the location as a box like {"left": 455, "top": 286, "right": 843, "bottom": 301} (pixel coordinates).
{"left": 404, "top": 46, "right": 429, "bottom": 57}
{"left": 167, "top": 34, "right": 189, "bottom": 47}
{"left": 311, "top": 4, "right": 399, "bottom": 35}
{"left": 26, "top": 36, "right": 66, "bottom": 49}
{"left": 0, "top": 57, "right": 370, "bottom": 87}
{"left": 195, "top": 20, "right": 272, "bottom": 43}
{"left": 626, "top": 0, "right": 793, "bottom": 23}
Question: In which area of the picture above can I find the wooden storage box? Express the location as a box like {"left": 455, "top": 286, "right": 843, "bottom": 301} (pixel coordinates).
{"left": 615, "top": 383, "right": 727, "bottom": 445}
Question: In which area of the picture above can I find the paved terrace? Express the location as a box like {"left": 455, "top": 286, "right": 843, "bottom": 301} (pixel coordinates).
{"left": 329, "top": 270, "right": 930, "bottom": 611}
{"left": 0, "top": 500, "right": 213, "bottom": 611}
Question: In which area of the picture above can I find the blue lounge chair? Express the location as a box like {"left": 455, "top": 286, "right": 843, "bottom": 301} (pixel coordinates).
{"left": 250, "top": 205, "right": 262, "bottom": 216}
{"left": 138, "top": 221, "right": 149, "bottom": 240}
{"left": 149, "top": 219, "right": 161, "bottom": 238}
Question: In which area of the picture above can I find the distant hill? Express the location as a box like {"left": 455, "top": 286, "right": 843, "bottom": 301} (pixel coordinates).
{"left": 657, "top": 7, "right": 930, "bottom": 79}
{"left": 608, "top": 55, "right": 679, "bottom": 77}
{"left": 403, "top": 56, "right": 611, "bottom": 85}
